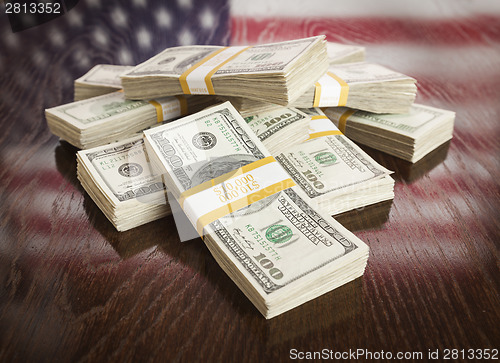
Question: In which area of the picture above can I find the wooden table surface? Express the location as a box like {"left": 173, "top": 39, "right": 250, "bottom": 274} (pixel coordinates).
{"left": 0, "top": 1, "right": 499, "bottom": 362}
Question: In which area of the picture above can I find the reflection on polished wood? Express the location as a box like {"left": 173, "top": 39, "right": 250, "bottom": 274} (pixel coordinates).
{"left": 0, "top": 2, "right": 499, "bottom": 362}
{"left": 360, "top": 141, "right": 452, "bottom": 183}
{"left": 334, "top": 200, "right": 393, "bottom": 232}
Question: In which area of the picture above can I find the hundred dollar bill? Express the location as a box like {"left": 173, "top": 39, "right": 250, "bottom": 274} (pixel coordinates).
{"left": 77, "top": 135, "right": 170, "bottom": 231}
{"left": 292, "top": 62, "right": 417, "bottom": 113}
{"left": 143, "top": 102, "right": 369, "bottom": 319}
{"left": 46, "top": 90, "right": 216, "bottom": 149}
{"left": 323, "top": 104, "right": 456, "bottom": 162}
{"left": 243, "top": 106, "right": 310, "bottom": 155}
{"left": 275, "top": 133, "right": 394, "bottom": 214}
{"left": 219, "top": 62, "right": 417, "bottom": 115}
{"left": 243, "top": 106, "right": 394, "bottom": 214}
{"left": 74, "top": 64, "right": 134, "bottom": 101}
{"left": 121, "top": 36, "right": 329, "bottom": 106}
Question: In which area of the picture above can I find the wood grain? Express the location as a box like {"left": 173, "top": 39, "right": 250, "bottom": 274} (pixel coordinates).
{"left": 0, "top": 1, "right": 499, "bottom": 362}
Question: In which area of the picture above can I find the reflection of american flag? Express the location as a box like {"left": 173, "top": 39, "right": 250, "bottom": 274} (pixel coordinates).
{"left": 0, "top": 0, "right": 231, "bottom": 105}
{"left": 0, "top": 3, "right": 498, "bottom": 360}
{"left": 1, "top": 0, "right": 499, "bottom": 263}
{"left": 229, "top": 0, "right": 500, "bottom": 279}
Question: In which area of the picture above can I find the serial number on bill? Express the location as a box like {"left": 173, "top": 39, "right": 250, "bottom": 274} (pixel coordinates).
{"left": 5, "top": 2, "right": 61, "bottom": 14}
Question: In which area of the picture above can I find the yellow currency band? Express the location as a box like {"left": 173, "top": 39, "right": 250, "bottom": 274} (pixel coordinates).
{"left": 308, "top": 130, "right": 343, "bottom": 140}
{"left": 148, "top": 99, "right": 163, "bottom": 122}
{"left": 148, "top": 96, "right": 188, "bottom": 123}
{"left": 179, "top": 46, "right": 252, "bottom": 95}
{"left": 179, "top": 47, "right": 228, "bottom": 94}
{"left": 306, "top": 115, "right": 342, "bottom": 139}
{"left": 327, "top": 71, "right": 349, "bottom": 106}
{"left": 311, "top": 115, "right": 329, "bottom": 120}
{"left": 179, "top": 156, "right": 274, "bottom": 208}
{"left": 313, "top": 81, "right": 322, "bottom": 107}
{"left": 338, "top": 109, "right": 357, "bottom": 134}
{"left": 313, "top": 72, "right": 349, "bottom": 107}
{"left": 204, "top": 46, "right": 251, "bottom": 94}
{"left": 179, "top": 156, "right": 295, "bottom": 236}
{"left": 195, "top": 179, "right": 295, "bottom": 236}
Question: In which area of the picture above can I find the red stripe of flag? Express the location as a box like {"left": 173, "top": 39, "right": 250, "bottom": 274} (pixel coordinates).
{"left": 231, "top": 15, "right": 500, "bottom": 45}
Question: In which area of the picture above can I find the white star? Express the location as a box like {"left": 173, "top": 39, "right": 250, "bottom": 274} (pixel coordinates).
{"left": 49, "top": 27, "right": 65, "bottom": 47}
{"left": 66, "top": 10, "right": 83, "bottom": 27}
{"left": 136, "top": 27, "right": 152, "bottom": 49}
{"left": 93, "top": 28, "right": 108, "bottom": 46}
{"left": 111, "top": 7, "right": 128, "bottom": 27}
{"left": 155, "top": 8, "right": 172, "bottom": 28}
{"left": 199, "top": 8, "right": 215, "bottom": 30}
{"left": 178, "top": 28, "right": 194, "bottom": 45}
{"left": 118, "top": 48, "right": 133, "bottom": 65}
{"left": 73, "top": 49, "right": 90, "bottom": 68}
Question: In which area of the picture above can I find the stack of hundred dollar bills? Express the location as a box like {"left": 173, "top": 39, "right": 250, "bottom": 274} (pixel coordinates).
{"left": 292, "top": 62, "right": 417, "bottom": 113}
{"left": 244, "top": 106, "right": 395, "bottom": 213}
{"left": 46, "top": 91, "right": 216, "bottom": 149}
{"left": 143, "top": 102, "right": 369, "bottom": 319}
{"left": 74, "top": 41, "right": 363, "bottom": 102}
{"left": 242, "top": 106, "right": 312, "bottom": 154}
{"left": 74, "top": 64, "right": 133, "bottom": 101}
{"left": 120, "top": 36, "right": 329, "bottom": 105}
{"left": 43, "top": 35, "right": 457, "bottom": 319}
{"left": 323, "top": 104, "right": 456, "bottom": 163}
{"left": 225, "top": 62, "right": 417, "bottom": 114}
{"left": 76, "top": 136, "right": 170, "bottom": 231}
{"left": 74, "top": 103, "right": 394, "bottom": 232}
